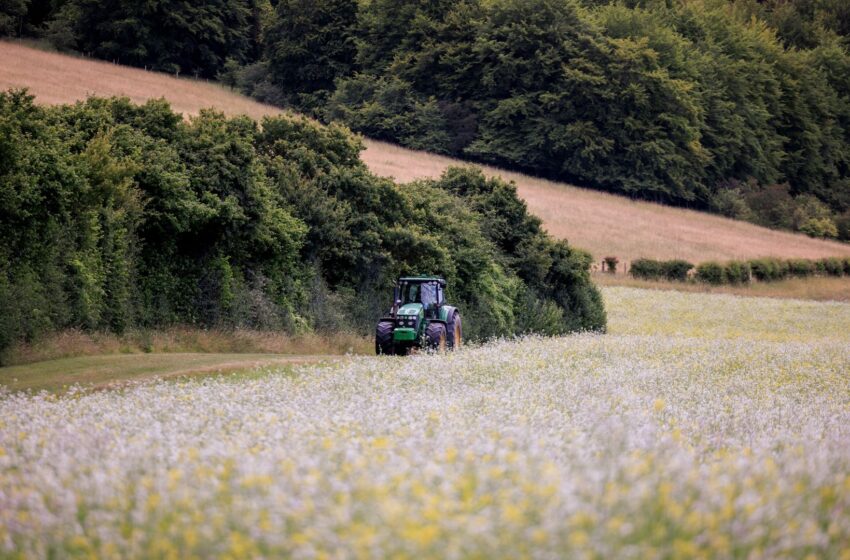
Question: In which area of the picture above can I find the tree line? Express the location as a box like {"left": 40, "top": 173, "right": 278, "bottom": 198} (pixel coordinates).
{"left": 2, "top": 1, "right": 850, "bottom": 240}
{"left": 0, "top": 90, "right": 605, "bottom": 359}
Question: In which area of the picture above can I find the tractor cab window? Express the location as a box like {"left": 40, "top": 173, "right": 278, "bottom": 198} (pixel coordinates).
{"left": 402, "top": 283, "right": 420, "bottom": 304}
{"left": 420, "top": 282, "right": 437, "bottom": 308}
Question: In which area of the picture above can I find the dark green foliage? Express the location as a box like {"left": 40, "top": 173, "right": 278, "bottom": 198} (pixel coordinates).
{"left": 819, "top": 257, "right": 845, "bottom": 276}
{"left": 0, "top": 90, "right": 605, "bottom": 357}
{"left": 6, "top": 0, "right": 850, "bottom": 240}
{"left": 836, "top": 212, "right": 850, "bottom": 241}
{"left": 264, "top": 0, "right": 357, "bottom": 113}
{"left": 749, "top": 258, "right": 789, "bottom": 282}
{"left": 300, "top": 0, "right": 850, "bottom": 234}
{"left": 0, "top": 0, "right": 28, "bottom": 35}
{"left": 43, "top": 0, "right": 260, "bottom": 77}
{"left": 695, "top": 262, "right": 725, "bottom": 285}
{"left": 630, "top": 255, "right": 848, "bottom": 286}
{"left": 629, "top": 258, "right": 693, "bottom": 281}
{"left": 662, "top": 260, "right": 695, "bottom": 282}
{"left": 325, "top": 75, "right": 453, "bottom": 153}
{"left": 629, "top": 258, "right": 664, "bottom": 280}
{"left": 723, "top": 261, "right": 751, "bottom": 285}
{"left": 428, "top": 167, "right": 606, "bottom": 333}
{"left": 787, "top": 259, "right": 816, "bottom": 278}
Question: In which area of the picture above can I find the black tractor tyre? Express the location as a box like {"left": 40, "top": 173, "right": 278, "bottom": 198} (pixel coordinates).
{"left": 425, "top": 322, "right": 447, "bottom": 352}
{"left": 447, "top": 312, "right": 462, "bottom": 350}
{"left": 375, "top": 321, "right": 396, "bottom": 355}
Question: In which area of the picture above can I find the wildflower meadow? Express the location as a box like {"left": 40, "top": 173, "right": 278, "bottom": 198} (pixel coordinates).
{"left": 1, "top": 287, "right": 849, "bottom": 558}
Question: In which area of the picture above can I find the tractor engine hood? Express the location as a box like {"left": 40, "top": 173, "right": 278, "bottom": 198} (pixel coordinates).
{"left": 397, "top": 303, "right": 423, "bottom": 318}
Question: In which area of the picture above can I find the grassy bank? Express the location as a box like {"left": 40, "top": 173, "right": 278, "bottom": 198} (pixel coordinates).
{"left": 0, "top": 353, "right": 336, "bottom": 393}
{"left": 0, "top": 327, "right": 371, "bottom": 367}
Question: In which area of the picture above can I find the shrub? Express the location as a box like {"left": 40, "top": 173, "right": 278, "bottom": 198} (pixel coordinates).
{"left": 723, "top": 261, "right": 751, "bottom": 285}
{"left": 787, "top": 259, "right": 816, "bottom": 278}
{"left": 819, "top": 258, "right": 845, "bottom": 277}
{"left": 749, "top": 258, "right": 788, "bottom": 282}
{"left": 629, "top": 259, "right": 664, "bottom": 281}
{"left": 603, "top": 256, "right": 619, "bottom": 274}
{"left": 836, "top": 212, "right": 850, "bottom": 242}
{"left": 661, "top": 260, "right": 694, "bottom": 282}
{"left": 696, "top": 262, "right": 725, "bottom": 285}
{"left": 844, "top": 258, "right": 850, "bottom": 275}
{"left": 799, "top": 217, "right": 839, "bottom": 239}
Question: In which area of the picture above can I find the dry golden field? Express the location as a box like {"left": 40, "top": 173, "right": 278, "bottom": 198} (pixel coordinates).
{"left": 592, "top": 271, "right": 850, "bottom": 302}
{"left": 4, "top": 40, "right": 850, "bottom": 264}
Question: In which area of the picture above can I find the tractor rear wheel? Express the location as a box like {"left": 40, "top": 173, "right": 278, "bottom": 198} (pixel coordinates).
{"left": 447, "top": 312, "right": 462, "bottom": 350}
{"left": 375, "top": 321, "right": 395, "bottom": 355}
{"left": 425, "top": 322, "right": 447, "bottom": 352}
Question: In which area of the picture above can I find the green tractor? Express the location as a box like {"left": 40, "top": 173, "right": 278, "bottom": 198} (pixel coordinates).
{"left": 375, "top": 276, "right": 463, "bottom": 355}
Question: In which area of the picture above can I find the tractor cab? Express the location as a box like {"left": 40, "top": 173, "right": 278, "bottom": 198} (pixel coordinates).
{"left": 397, "top": 277, "right": 445, "bottom": 318}
{"left": 376, "top": 276, "right": 462, "bottom": 355}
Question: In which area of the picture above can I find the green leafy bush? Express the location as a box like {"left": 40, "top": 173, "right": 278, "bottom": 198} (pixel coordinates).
{"left": 723, "top": 261, "right": 751, "bottom": 285}
{"left": 787, "top": 259, "right": 816, "bottom": 278}
{"left": 819, "top": 258, "right": 845, "bottom": 277}
{"left": 749, "top": 258, "right": 789, "bottom": 282}
{"left": 628, "top": 259, "right": 693, "bottom": 282}
{"left": 695, "top": 262, "right": 726, "bottom": 285}
{"left": 662, "top": 260, "right": 695, "bottom": 282}
{"left": 629, "top": 259, "right": 664, "bottom": 281}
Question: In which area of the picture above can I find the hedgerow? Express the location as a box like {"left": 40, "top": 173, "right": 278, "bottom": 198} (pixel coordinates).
{"left": 630, "top": 256, "right": 849, "bottom": 285}
{"left": 0, "top": 90, "right": 605, "bottom": 358}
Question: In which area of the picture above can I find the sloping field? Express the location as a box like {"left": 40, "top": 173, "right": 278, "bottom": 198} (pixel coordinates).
{"left": 4, "top": 40, "right": 850, "bottom": 263}
{"left": 2, "top": 287, "right": 849, "bottom": 557}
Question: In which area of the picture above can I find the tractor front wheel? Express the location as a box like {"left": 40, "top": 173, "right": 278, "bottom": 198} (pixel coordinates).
{"left": 375, "top": 321, "right": 395, "bottom": 355}
{"left": 425, "top": 323, "right": 447, "bottom": 353}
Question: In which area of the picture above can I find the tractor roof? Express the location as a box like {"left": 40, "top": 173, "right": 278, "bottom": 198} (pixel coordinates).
{"left": 398, "top": 276, "right": 446, "bottom": 285}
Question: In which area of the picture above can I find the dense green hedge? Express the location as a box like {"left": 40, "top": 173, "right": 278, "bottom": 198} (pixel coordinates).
{"left": 0, "top": 90, "right": 605, "bottom": 359}
{"left": 630, "top": 259, "right": 694, "bottom": 282}
{"left": 630, "top": 256, "right": 850, "bottom": 285}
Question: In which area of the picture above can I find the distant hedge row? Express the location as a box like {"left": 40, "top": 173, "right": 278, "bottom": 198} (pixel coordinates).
{"left": 630, "top": 257, "right": 850, "bottom": 286}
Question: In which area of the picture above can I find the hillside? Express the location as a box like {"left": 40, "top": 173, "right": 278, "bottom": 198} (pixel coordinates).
{"left": 3, "top": 40, "right": 850, "bottom": 265}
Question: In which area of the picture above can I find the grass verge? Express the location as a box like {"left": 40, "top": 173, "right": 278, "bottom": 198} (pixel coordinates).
{"left": 0, "top": 327, "right": 371, "bottom": 367}
{"left": 0, "top": 353, "right": 336, "bottom": 393}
